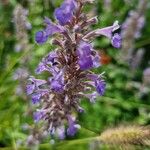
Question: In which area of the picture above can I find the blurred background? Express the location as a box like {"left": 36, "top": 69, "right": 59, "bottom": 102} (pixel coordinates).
{"left": 0, "top": 0, "right": 150, "bottom": 149}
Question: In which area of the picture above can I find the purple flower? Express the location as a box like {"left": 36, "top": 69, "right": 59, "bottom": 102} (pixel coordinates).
{"left": 56, "top": 126, "right": 65, "bottom": 140}
{"left": 26, "top": 77, "right": 46, "bottom": 95}
{"left": 44, "top": 17, "right": 63, "bottom": 36}
{"left": 77, "top": 106, "right": 85, "bottom": 113}
{"left": 35, "top": 62, "right": 47, "bottom": 74}
{"left": 77, "top": 41, "right": 94, "bottom": 70}
{"left": 95, "top": 21, "right": 121, "bottom": 48}
{"left": 33, "top": 110, "right": 44, "bottom": 122}
{"left": 86, "top": 74, "right": 106, "bottom": 96}
{"left": 50, "top": 69, "right": 65, "bottom": 93}
{"left": 26, "top": 82, "right": 35, "bottom": 95}
{"left": 95, "top": 21, "right": 120, "bottom": 38}
{"left": 36, "top": 61, "right": 59, "bottom": 76}
{"left": 27, "top": 0, "right": 120, "bottom": 140}
{"left": 111, "top": 33, "right": 122, "bottom": 48}
{"left": 35, "top": 51, "right": 59, "bottom": 75}
{"left": 35, "top": 62, "right": 51, "bottom": 74}
{"left": 46, "top": 51, "right": 57, "bottom": 63}
{"left": 31, "top": 90, "right": 48, "bottom": 104}
{"left": 32, "top": 93, "right": 41, "bottom": 104}
{"left": 86, "top": 73, "right": 99, "bottom": 81}
{"left": 77, "top": 41, "right": 101, "bottom": 69}
{"left": 92, "top": 52, "right": 101, "bottom": 68}
{"left": 44, "top": 51, "right": 59, "bottom": 67}
{"left": 54, "top": 0, "right": 77, "bottom": 26}
{"left": 84, "top": 92, "right": 98, "bottom": 103}
{"left": 78, "top": 55, "right": 93, "bottom": 70}
{"left": 77, "top": 41, "right": 92, "bottom": 56}
{"left": 67, "top": 115, "right": 80, "bottom": 136}
{"left": 35, "top": 31, "right": 48, "bottom": 44}
{"left": 35, "top": 17, "right": 63, "bottom": 44}
{"left": 51, "top": 80, "right": 64, "bottom": 93}
{"left": 95, "top": 80, "right": 106, "bottom": 96}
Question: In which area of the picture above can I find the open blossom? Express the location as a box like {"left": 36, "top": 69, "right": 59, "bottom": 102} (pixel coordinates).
{"left": 83, "top": 21, "right": 121, "bottom": 48}
{"left": 54, "top": 0, "right": 77, "bottom": 26}
{"left": 35, "top": 17, "right": 63, "bottom": 44}
{"left": 27, "top": 0, "right": 121, "bottom": 140}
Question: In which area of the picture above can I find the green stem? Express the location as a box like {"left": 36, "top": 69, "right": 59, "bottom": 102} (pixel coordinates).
{"left": 135, "top": 38, "right": 150, "bottom": 48}
{"left": 100, "top": 96, "right": 150, "bottom": 110}
{"left": 0, "top": 45, "right": 33, "bottom": 85}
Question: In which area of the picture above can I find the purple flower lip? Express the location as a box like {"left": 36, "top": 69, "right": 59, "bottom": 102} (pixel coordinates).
{"left": 111, "top": 33, "right": 122, "bottom": 49}
{"left": 33, "top": 110, "right": 45, "bottom": 122}
{"left": 83, "top": 21, "right": 121, "bottom": 48}
{"left": 95, "top": 80, "right": 106, "bottom": 96}
{"left": 54, "top": 0, "right": 77, "bottom": 26}
{"left": 77, "top": 41, "right": 93, "bottom": 70}
{"left": 35, "top": 31, "right": 48, "bottom": 44}
{"left": 92, "top": 52, "right": 101, "bottom": 68}
{"left": 67, "top": 115, "right": 80, "bottom": 136}
{"left": 31, "top": 90, "right": 48, "bottom": 104}
{"left": 35, "top": 62, "right": 49, "bottom": 74}
{"left": 44, "top": 17, "right": 63, "bottom": 35}
{"left": 32, "top": 93, "right": 41, "bottom": 104}
{"left": 26, "top": 77, "right": 47, "bottom": 95}
{"left": 50, "top": 80, "right": 64, "bottom": 93}
{"left": 49, "top": 69, "right": 65, "bottom": 93}
{"left": 84, "top": 92, "right": 98, "bottom": 103}
{"left": 76, "top": 41, "right": 101, "bottom": 70}
{"left": 95, "top": 21, "right": 120, "bottom": 39}
{"left": 78, "top": 56, "right": 93, "bottom": 70}
{"left": 35, "top": 17, "right": 64, "bottom": 44}
{"left": 26, "top": 83, "right": 35, "bottom": 95}
{"left": 56, "top": 126, "right": 65, "bottom": 140}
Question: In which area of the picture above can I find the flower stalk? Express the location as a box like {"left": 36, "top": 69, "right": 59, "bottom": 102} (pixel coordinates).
{"left": 27, "top": 0, "right": 121, "bottom": 139}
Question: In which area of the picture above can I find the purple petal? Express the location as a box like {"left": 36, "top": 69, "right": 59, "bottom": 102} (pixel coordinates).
{"left": 34, "top": 79, "right": 47, "bottom": 87}
{"left": 33, "top": 110, "right": 44, "bottom": 122}
{"left": 67, "top": 115, "right": 79, "bottom": 136}
{"left": 51, "top": 80, "right": 64, "bottom": 93}
{"left": 45, "top": 51, "right": 58, "bottom": 64}
{"left": 77, "top": 41, "right": 92, "bottom": 56}
{"left": 44, "top": 17, "right": 63, "bottom": 35}
{"left": 32, "top": 93, "right": 41, "bottom": 104}
{"left": 49, "top": 68, "right": 65, "bottom": 93}
{"left": 77, "top": 107, "right": 85, "bottom": 113}
{"left": 111, "top": 33, "right": 122, "bottom": 48}
{"left": 56, "top": 126, "right": 65, "bottom": 140}
{"left": 84, "top": 92, "right": 98, "bottom": 103}
{"left": 35, "top": 31, "right": 48, "bottom": 44}
{"left": 26, "top": 77, "right": 47, "bottom": 95}
{"left": 76, "top": 41, "right": 94, "bottom": 70}
{"left": 86, "top": 74, "right": 99, "bottom": 81}
{"left": 26, "top": 83, "right": 35, "bottom": 95}
{"left": 35, "top": 62, "right": 49, "bottom": 74}
{"left": 92, "top": 52, "right": 101, "bottom": 68}
{"left": 78, "top": 55, "right": 93, "bottom": 70}
{"left": 95, "top": 21, "right": 120, "bottom": 38}
{"left": 95, "top": 80, "right": 106, "bottom": 96}
{"left": 54, "top": 0, "right": 77, "bottom": 26}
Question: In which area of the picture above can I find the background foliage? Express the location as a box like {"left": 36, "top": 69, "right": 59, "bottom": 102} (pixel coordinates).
{"left": 0, "top": 0, "right": 150, "bottom": 149}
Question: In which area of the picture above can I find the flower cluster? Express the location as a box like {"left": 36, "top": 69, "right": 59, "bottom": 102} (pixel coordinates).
{"left": 13, "top": 4, "right": 31, "bottom": 52}
{"left": 27, "top": 0, "right": 121, "bottom": 139}
{"left": 121, "top": 0, "right": 147, "bottom": 62}
{"left": 13, "top": 4, "right": 31, "bottom": 97}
